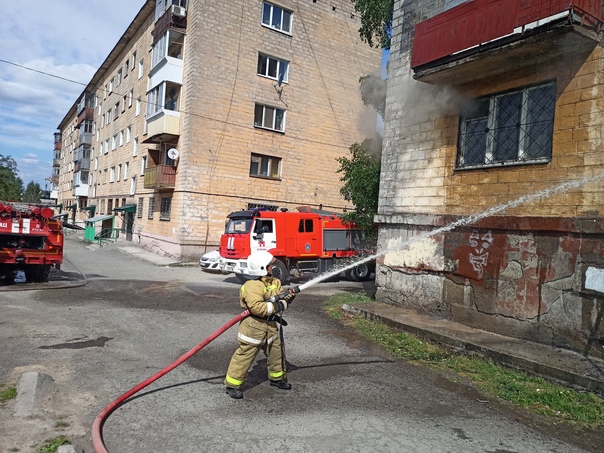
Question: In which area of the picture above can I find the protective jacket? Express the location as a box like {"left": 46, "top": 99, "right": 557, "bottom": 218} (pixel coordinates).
{"left": 225, "top": 276, "right": 287, "bottom": 389}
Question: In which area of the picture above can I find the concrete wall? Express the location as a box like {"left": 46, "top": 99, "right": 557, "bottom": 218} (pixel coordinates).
{"left": 377, "top": 0, "right": 604, "bottom": 357}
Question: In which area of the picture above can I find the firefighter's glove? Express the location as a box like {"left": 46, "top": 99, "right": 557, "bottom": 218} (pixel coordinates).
{"left": 282, "top": 291, "right": 296, "bottom": 305}
{"left": 272, "top": 300, "right": 288, "bottom": 312}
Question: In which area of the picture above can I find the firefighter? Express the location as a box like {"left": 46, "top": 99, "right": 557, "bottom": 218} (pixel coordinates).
{"left": 224, "top": 250, "right": 296, "bottom": 399}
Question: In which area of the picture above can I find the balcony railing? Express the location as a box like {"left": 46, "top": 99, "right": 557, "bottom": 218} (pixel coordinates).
{"left": 53, "top": 158, "right": 61, "bottom": 168}
{"left": 76, "top": 132, "right": 92, "bottom": 147}
{"left": 74, "top": 158, "right": 91, "bottom": 172}
{"left": 77, "top": 107, "right": 94, "bottom": 125}
{"left": 411, "top": 0, "right": 603, "bottom": 68}
{"left": 143, "top": 164, "right": 176, "bottom": 189}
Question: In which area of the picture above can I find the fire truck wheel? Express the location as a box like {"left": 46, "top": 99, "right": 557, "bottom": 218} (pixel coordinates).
{"left": 347, "top": 263, "right": 372, "bottom": 282}
{"left": 270, "top": 259, "right": 289, "bottom": 284}
{"left": 37, "top": 265, "right": 51, "bottom": 283}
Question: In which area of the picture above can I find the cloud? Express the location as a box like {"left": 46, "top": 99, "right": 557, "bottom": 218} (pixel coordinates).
{"left": 0, "top": 0, "right": 143, "bottom": 187}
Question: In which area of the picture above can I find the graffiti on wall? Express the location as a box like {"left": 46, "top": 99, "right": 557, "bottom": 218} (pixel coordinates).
{"left": 468, "top": 230, "right": 493, "bottom": 279}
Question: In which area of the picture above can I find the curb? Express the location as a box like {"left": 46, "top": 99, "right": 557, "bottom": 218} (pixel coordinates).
{"left": 344, "top": 302, "right": 604, "bottom": 394}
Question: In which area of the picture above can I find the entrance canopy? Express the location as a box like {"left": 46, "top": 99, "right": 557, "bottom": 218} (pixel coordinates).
{"left": 113, "top": 204, "right": 137, "bottom": 213}
{"left": 85, "top": 214, "right": 115, "bottom": 224}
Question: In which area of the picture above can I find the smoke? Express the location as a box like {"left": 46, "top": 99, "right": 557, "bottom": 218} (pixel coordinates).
{"left": 392, "top": 75, "right": 468, "bottom": 120}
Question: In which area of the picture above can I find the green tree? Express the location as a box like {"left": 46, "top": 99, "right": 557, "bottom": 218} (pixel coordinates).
{"left": 336, "top": 135, "right": 382, "bottom": 238}
{"left": 352, "top": 0, "right": 394, "bottom": 50}
{"left": 22, "top": 181, "right": 42, "bottom": 203}
{"left": 0, "top": 155, "right": 23, "bottom": 201}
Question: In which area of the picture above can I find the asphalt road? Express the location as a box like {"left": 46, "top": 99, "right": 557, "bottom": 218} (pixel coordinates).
{"left": 0, "top": 237, "right": 599, "bottom": 453}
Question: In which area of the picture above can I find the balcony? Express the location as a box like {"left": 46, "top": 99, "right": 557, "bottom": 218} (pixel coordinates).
{"left": 77, "top": 107, "right": 94, "bottom": 125}
{"left": 76, "top": 132, "right": 92, "bottom": 147}
{"left": 153, "top": 5, "right": 187, "bottom": 41}
{"left": 53, "top": 158, "right": 61, "bottom": 167}
{"left": 74, "top": 158, "right": 91, "bottom": 172}
{"left": 144, "top": 164, "right": 176, "bottom": 189}
{"left": 49, "top": 174, "right": 59, "bottom": 185}
{"left": 411, "top": 0, "right": 602, "bottom": 84}
{"left": 144, "top": 110, "right": 181, "bottom": 144}
{"left": 73, "top": 185, "right": 89, "bottom": 197}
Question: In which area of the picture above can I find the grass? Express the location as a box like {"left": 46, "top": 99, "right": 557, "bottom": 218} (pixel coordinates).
{"left": 324, "top": 293, "right": 604, "bottom": 428}
{"left": 36, "top": 436, "right": 69, "bottom": 453}
{"left": 0, "top": 384, "right": 17, "bottom": 406}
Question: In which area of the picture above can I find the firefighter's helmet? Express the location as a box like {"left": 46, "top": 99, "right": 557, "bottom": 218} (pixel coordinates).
{"left": 247, "top": 251, "right": 275, "bottom": 276}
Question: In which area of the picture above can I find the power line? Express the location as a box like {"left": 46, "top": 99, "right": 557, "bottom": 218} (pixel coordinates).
{"left": 0, "top": 57, "right": 353, "bottom": 150}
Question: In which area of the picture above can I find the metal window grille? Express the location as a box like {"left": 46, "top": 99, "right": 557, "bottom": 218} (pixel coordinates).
{"left": 457, "top": 81, "right": 555, "bottom": 169}
{"left": 148, "top": 197, "right": 155, "bottom": 219}
{"left": 137, "top": 197, "right": 144, "bottom": 218}
{"left": 160, "top": 197, "right": 172, "bottom": 220}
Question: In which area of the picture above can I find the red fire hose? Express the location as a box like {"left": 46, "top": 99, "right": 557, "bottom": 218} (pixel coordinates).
{"left": 92, "top": 309, "right": 250, "bottom": 453}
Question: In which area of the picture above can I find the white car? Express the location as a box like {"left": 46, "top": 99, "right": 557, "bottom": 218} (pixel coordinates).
{"left": 199, "top": 250, "right": 228, "bottom": 273}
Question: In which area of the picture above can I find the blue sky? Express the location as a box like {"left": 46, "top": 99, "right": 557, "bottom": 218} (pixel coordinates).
{"left": 0, "top": 1, "right": 144, "bottom": 190}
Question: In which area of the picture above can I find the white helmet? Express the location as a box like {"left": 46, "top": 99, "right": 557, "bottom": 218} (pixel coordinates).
{"left": 247, "top": 251, "right": 275, "bottom": 276}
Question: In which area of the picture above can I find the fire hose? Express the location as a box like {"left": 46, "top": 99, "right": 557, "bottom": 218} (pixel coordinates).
{"left": 92, "top": 286, "right": 300, "bottom": 453}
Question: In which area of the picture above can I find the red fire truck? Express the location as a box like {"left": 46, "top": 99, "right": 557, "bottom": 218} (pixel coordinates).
{"left": 0, "top": 201, "right": 63, "bottom": 284}
{"left": 219, "top": 206, "right": 374, "bottom": 283}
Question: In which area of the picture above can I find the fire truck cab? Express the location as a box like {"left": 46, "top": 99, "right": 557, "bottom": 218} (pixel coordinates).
{"left": 219, "top": 207, "right": 373, "bottom": 283}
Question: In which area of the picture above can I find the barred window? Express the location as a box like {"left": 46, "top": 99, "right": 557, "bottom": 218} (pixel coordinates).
{"left": 137, "top": 197, "right": 144, "bottom": 218}
{"left": 160, "top": 196, "right": 172, "bottom": 221}
{"left": 457, "top": 81, "right": 555, "bottom": 169}
{"left": 148, "top": 197, "right": 155, "bottom": 219}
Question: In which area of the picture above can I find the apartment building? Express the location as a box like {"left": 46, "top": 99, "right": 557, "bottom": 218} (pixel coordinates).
{"left": 377, "top": 0, "right": 604, "bottom": 357}
{"left": 52, "top": 0, "right": 380, "bottom": 259}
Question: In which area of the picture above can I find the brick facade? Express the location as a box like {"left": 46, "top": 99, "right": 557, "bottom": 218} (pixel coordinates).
{"left": 56, "top": 0, "right": 380, "bottom": 260}
{"left": 377, "top": 0, "right": 604, "bottom": 357}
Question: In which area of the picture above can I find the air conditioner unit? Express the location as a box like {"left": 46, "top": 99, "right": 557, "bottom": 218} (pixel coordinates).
{"left": 171, "top": 5, "right": 186, "bottom": 17}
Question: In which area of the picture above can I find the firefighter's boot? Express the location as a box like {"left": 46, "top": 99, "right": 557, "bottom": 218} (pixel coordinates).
{"left": 226, "top": 387, "right": 243, "bottom": 399}
{"left": 270, "top": 379, "right": 292, "bottom": 390}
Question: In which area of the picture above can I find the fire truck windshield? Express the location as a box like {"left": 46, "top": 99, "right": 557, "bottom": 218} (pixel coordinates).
{"left": 225, "top": 218, "right": 252, "bottom": 234}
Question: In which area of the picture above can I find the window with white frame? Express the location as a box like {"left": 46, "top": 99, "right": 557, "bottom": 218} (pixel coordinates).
{"left": 109, "top": 78, "right": 114, "bottom": 93}
{"left": 125, "top": 59, "right": 130, "bottom": 73}
{"left": 126, "top": 126, "right": 131, "bottom": 143}
{"left": 262, "top": 2, "right": 292, "bottom": 33}
{"left": 250, "top": 153, "right": 281, "bottom": 179}
{"left": 132, "top": 51, "right": 137, "bottom": 71}
{"left": 254, "top": 104, "right": 285, "bottom": 132}
{"left": 129, "top": 90, "right": 133, "bottom": 107}
{"left": 147, "top": 85, "right": 163, "bottom": 117}
{"left": 119, "top": 130, "right": 124, "bottom": 146}
{"left": 138, "top": 59, "right": 144, "bottom": 79}
{"left": 122, "top": 96, "right": 126, "bottom": 112}
{"left": 130, "top": 175, "right": 137, "bottom": 196}
{"left": 141, "top": 156, "right": 147, "bottom": 175}
{"left": 257, "top": 53, "right": 289, "bottom": 83}
{"left": 117, "top": 164, "right": 122, "bottom": 181}
{"left": 107, "top": 109, "right": 112, "bottom": 124}
{"left": 104, "top": 139, "right": 109, "bottom": 154}
{"left": 110, "top": 167, "right": 115, "bottom": 182}
{"left": 117, "top": 69, "right": 122, "bottom": 86}
{"left": 124, "top": 162, "right": 129, "bottom": 180}
{"left": 152, "top": 30, "right": 185, "bottom": 69}
{"left": 457, "top": 81, "right": 556, "bottom": 169}
{"left": 133, "top": 137, "right": 139, "bottom": 156}
{"left": 136, "top": 97, "right": 141, "bottom": 116}
{"left": 112, "top": 135, "right": 117, "bottom": 150}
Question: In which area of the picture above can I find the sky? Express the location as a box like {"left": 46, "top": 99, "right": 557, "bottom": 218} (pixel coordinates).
{"left": 0, "top": 1, "right": 145, "bottom": 190}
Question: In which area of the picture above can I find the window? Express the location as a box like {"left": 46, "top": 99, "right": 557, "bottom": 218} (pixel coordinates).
{"left": 130, "top": 176, "right": 137, "bottom": 196}
{"left": 133, "top": 137, "right": 139, "bottom": 156}
{"left": 262, "top": 2, "right": 292, "bottom": 33}
{"left": 129, "top": 89, "right": 133, "bottom": 107}
{"left": 114, "top": 102, "right": 119, "bottom": 119}
{"left": 117, "top": 164, "right": 122, "bottom": 181}
{"left": 110, "top": 166, "right": 115, "bottom": 182}
{"left": 111, "top": 135, "right": 117, "bottom": 150}
{"left": 104, "top": 139, "right": 109, "bottom": 154}
{"left": 148, "top": 196, "right": 155, "bottom": 219}
{"left": 152, "top": 30, "right": 185, "bottom": 68}
{"left": 117, "top": 69, "right": 122, "bottom": 86}
{"left": 141, "top": 156, "right": 147, "bottom": 175}
{"left": 254, "top": 104, "right": 285, "bottom": 132}
{"left": 107, "top": 109, "right": 112, "bottom": 124}
{"left": 101, "top": 199, "right": 106, "bottom": 214}
{"left": 138, "top": 59, "right": 144, "bottom": 79}
{"left": 147, "top": 85, "right": 163, "bottom": 117}
{"left": 122, "top": 96, "right": 126, "bottom": 112}
{"left": 109, "top": 78, "right": 114, "bottom": 93}
{"left": 160, "top": 196, "right": 172, "bottom": 220}
{"left": 136, "top": 97, "right": 141, "bottom": 116}
{"left": 126, "top": 126, "right": 131, "bottom": 143}
{"left": 131, "top": 51, "right": 137, "bottom": 71}
{"left": 249, "top": 153, "right": 281, "bottom": 179}
{"left": 125, "top": 59, "right": 130, "bottom": 73}
{"left": 298, "top": 219, "right": 314, "bottom": 233}
{"left": 458, "top": 81, "right": 556, "bottom": 169}
{"left": 124, "top": 162, "right": 129, "bottom": 180}
{"left": 104, "top": 84, "right": 108, "bottom": 99}
{"left": 137, "top": 197, "right": 144, "bottom": 218}
{"left": 119, "top": 130, "right": 124, "bottom": 146}
{"left": 257, "top": 53, "right": 289, "bottom": 83}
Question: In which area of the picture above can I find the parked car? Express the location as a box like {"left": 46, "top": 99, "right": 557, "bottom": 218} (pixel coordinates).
{"left": 199, "top": 250, "right": 229, "bottom": 274}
